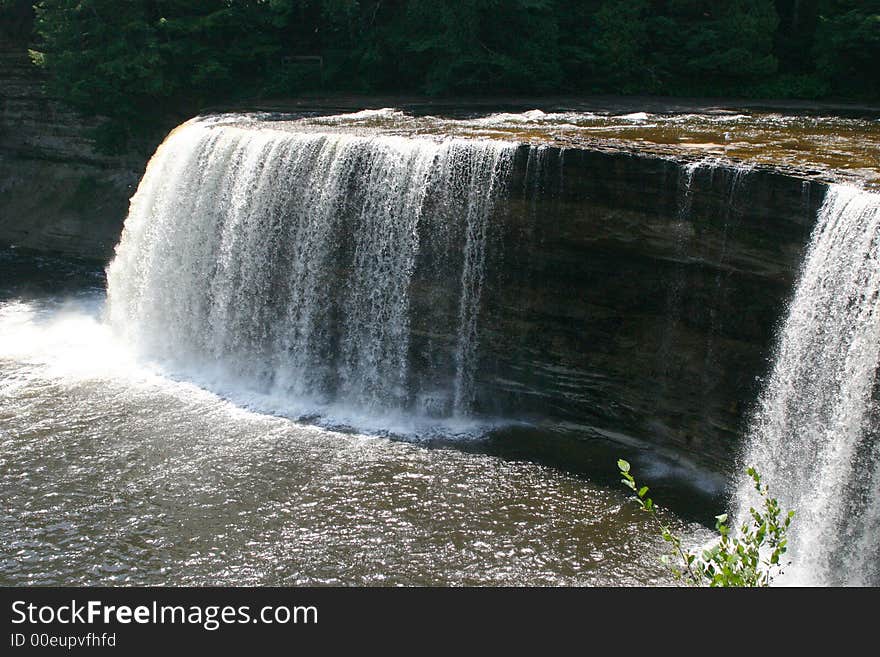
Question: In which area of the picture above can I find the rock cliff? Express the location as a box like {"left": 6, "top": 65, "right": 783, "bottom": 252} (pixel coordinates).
{"left": 0, "top": 44, "right": 144, "bottom": 259}
{"left": 472, "top": 148, "right": 826, "bottom": 472}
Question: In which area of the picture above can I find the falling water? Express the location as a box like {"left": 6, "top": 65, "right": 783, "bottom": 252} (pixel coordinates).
{"left": 700, "top": 163, "right": 753, "bottom": 405}
{"left": 736, "top": 184, "right": 880, "bottom": 586}
{"left": 654, "top": 160, "right": 701, "bottom": 381}
{"left": 106, "top": 118, "right": 515, "bottom": 428}
{"left": 677, "top": 159, "right": 701, "bottom": 222}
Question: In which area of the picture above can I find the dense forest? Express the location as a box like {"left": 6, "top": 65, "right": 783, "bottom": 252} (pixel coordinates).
{"left": 2, "top": 1, "right": 878, "bottom": 148}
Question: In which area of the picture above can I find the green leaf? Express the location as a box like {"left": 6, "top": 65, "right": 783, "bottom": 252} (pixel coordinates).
{"left": 612, "top": 461, "right": 794, "bottom": 586}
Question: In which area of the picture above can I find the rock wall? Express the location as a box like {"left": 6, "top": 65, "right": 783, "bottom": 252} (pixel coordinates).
{"left": 473, "top": 147, "right": 826, "bottom": 472}
{"left": 0, "top": 44, "right": 144, "bottom": 259}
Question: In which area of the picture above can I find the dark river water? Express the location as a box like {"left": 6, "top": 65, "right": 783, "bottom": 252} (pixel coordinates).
{"left": 0, "top": 247, "right": 713, "bottom": 586}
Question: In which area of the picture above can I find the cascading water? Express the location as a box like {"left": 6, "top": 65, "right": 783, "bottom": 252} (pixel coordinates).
{"left": 736, "top": 184, "right": 880, "bottom": 586}
{"left": 106, "top": 118, "right": 515, "bottom": 430}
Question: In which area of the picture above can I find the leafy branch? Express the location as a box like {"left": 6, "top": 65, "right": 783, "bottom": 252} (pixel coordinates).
{"left": 618, "top": 459, "right": 794, "bottom": 587}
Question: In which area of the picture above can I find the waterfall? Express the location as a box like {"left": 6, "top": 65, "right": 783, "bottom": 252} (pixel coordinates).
{"left": 106, "top": 118, "right": 515, "bottom": 429}
{"left": 736, "top": 184, "right": 880, "bottom": 586}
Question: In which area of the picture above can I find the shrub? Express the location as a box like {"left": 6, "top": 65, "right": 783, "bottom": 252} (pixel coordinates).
{"left": 617, "top": 459, "right": 793, "bottom": 586}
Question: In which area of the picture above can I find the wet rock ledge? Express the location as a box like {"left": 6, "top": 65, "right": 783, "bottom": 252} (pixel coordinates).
{"left": 470, "top": 147, "right": 825, "bottom": 473}
{"left": 0, "top": 45, "right": 146, "bottom": 258}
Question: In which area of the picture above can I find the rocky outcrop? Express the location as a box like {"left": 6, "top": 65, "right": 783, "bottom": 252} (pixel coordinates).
{"left": 0, "top": 45, "right": 145, "bottom": 258}
{"left": 471, "top": 148, "right": 826, "bottom": 473}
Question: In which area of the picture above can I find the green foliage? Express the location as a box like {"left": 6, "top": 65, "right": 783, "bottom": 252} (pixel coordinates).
{"left": 814, "top": 1, "right": 880, "bottom": 97}
{"left": 583, "top": 1, "right": 653, "bottom": 94}
{"left": 17, "top": 0, "right": 879, "bottom": 150}
{"left": 736, "top": 73, "right": 831, "bottom": 100}
{"left": 647, "top": 0, "right": 780, "bottom": 94}
{"left": 617, "top": 459, "right": 794, "bottom": 587}
{"left": 0, "top": 0, "right": 34, "bottom": 43}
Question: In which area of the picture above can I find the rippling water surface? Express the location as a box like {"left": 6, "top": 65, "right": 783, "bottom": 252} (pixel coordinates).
{"left": 227, "top": 107, "right": 880, "bottom": 186}
{"left": 0, "top": 249, "right": 707, "bottom": 586}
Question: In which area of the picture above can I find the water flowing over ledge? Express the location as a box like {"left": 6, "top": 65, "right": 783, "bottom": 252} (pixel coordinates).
{"left": 106, "top": 119, "right": 515, "bottom": 432}
{"left": 102, "top": 113, "right": 835, "bottom": 470}
{"left": 736, "top": 185, "right": 880, "bottom": 586}
{"left": 4, "top": 105, "right": 880, "bottom": 586}
{"left": 106, "top": 116, "right": 880, "bottom": 584}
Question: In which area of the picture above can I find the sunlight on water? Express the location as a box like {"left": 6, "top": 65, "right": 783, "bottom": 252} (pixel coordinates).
{"left": 0, "top": 293, "right": 704, "bottom": 586}
{"left": 0, "top": 298, "right": 140, "bottom": 381}
{"left": 274, "top": 107, "right": 880, "bottom": 186}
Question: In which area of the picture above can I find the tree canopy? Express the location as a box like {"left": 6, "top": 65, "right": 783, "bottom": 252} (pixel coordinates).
{"left": 2, "top": 1, "right": 877, "bottom": 148}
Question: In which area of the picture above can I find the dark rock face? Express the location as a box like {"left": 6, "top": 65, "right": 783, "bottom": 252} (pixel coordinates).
{"left": 0, "top": 45, "right": 145, "bottom": 259}
{"left": 473, "top": 146, "right": 825, "bottom": 472}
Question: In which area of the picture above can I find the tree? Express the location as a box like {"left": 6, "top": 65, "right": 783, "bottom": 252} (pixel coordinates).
{"left": 773, "top": 0, "right": 820, "bottom": 74}
{"left": 34, "top": 0, "right": 163, "bottom": 148}
{"left": 0, "top": 0, "right": 34, "bottom": 44}
{"left": 583, "top": 1, "right": 653, "bottom": 94}
{"left": 389, "top": 0, "right": 563, "bottom": 95}
{"left": 33, "top": 1, "right": 290, "bottom": 149}
{"left": 648, "top": 0, "right": 780, "bottom": 93}
{"left": 22, "top": 0, "right": 880, "bottom": 151}
{"left": 814, "top": 1, "right": 880, "bottom": 97}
